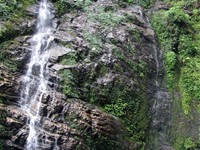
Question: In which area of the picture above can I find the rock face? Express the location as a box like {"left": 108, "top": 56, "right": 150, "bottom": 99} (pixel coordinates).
{"left": 0, "top": 0, "right": 172, "bottom": 150}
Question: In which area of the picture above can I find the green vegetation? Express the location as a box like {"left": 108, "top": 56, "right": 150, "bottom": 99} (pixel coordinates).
{"left": 83, "top": 31, "right": 103, "bottom": 59}
{"left": 81, "top": 132, "right": 121, "bottom": 150}
{"left": 60, "top": 69, "right": 78, "bottom": 98}
{"left": 63, "top": 105, "right": 122, "bottom": 150}
{"left": 60, "top": 52, "right": 77, "bottom": 65}
{"left": 94, "top": 134, "right": 120, "bottom": 150}
{"left": 0, "top": 22, "right": 20, "bottom": 43}
{"left": 104, "top": 98, "right": 128, "bottom": 117}
{"left": 183, "top": 138, "right": 196, "bottom": 149}
{"left": 119, "top": 0, "right": 156, "bottom": 8}
{"left": 57, "top": 0, "right": 150, "bottom": 147}
{"left": 0, "top": 0, "right": 35, "bottom": 21}
{"left": 0, "top": 41, "right": 18, "bottom": 72}
{"left": 152, "top": 0, "right": 200, "bottom": 149}
{"left": 152, "top": 0, "right": 200, "bottom": 114}
{"left": 55, "top": 0, "right": 156, "bottom": 16}
{"left": 87, "top": 6, "right": 124, "bottom": 27}
{"left": 165, "top": 51, "right": 176, "bottom": 91}
{"left": 55, "top": 0, "right": 92, "bottom": 16}
{"left": 71, "top": 47, "right": 148, "bottom": 143}
{"left": 0, "top": 0, "right": 36, "bottom": 42}
{"left": 0, "top": 1, "right": 36, "bottom": 148}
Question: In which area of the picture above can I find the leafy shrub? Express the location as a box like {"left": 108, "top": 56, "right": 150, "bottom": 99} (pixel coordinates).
{"left": 183, "top": 138, "right": 196, "bottom": 149}
{"left": 87, "top": 6, "right": 124, "bottom": 27}
{"left": 119, "top": 0, "right": 156, "bottom": 8}
{"left": 0, "top": 0, "right": 35, "bottom": 20}
{"left": 104, "top": 98, "right": 128, "bottom": 117}
{"left": 60, "top": 69, "right": 77, "bottom": 97}
{"left": 83, "top": 30, "right": 103, "bottom": 59}
{"left": 60, "top": 52, "right": 77, "bottom": 65}
{"left": 165, "top": 51, "right": 176, "bottom": 90}
{"left": 55, "top": 0, "right": 92, "bottom": 15}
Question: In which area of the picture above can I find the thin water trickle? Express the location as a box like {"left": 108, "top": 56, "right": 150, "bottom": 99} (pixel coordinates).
{"left": 153, "top": 45, "right": 159, "bottom": 80}
{"left": 19, "top": 0, "right": 54, "bottom": 149}
{"left": 147, "top": 37, "right": 172, "bottom": 149}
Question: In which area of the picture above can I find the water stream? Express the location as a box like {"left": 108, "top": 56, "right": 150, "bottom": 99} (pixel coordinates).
{"left": 141, "top": 10, "right": 172, "bottom": 149}
{"left": 19, "top": 0, "right": 54, "bottom": 149}
{"left": 147, "top": 35, "right": 172, "bottom": 149}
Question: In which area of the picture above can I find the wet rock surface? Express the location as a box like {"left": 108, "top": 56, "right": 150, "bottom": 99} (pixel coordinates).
{"left": 0, "top": 0, "right": 172, "bottom": 150}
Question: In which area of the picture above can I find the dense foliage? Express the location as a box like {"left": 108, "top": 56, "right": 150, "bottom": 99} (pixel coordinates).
{"left": 152, "top": 0, "right": 200, "bottom": 149}
{"left": 0, "top": 0, "right": 35, "bottom": 20}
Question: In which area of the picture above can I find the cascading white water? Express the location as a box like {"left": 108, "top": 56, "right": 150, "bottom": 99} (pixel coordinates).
{"left": 20, "top": 0, "right": 54, "bottom": 149}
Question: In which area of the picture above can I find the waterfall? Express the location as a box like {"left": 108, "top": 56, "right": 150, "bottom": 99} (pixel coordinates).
{"left": 147, "top": 37, "right": 172, "bottom": 149}
{"left": 19, "top": 0, "right": 54, "bottom": 149}
{"left": 142, "top": 9, "right": 172, "bottom": 149}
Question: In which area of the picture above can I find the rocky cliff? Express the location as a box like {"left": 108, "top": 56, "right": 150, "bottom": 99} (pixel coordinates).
{"left": 1, "top": 0, "right": 198, "bottom": 150}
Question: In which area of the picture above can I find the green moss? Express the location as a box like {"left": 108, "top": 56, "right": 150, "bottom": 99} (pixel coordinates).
{"left": 112, "top": 45, "right": 146, "bottom": 77}
{"left": 60, "top": 69, "right": 78, "bottom": 98}
{"left": 113, "top": 63, "right": 123, "bottom": 74}
{"left": 60, "top": 52, "right": 77, "bottom": 65}
{"left": 84, "top": 75, "right": 148, "bottom": 142}
{"left": 173, "top": 135, "right": 185, "bottom": 150}
{"left": 128, "top": 27, "right": 141, "bottom": 43}
{"left": 63, "top": 100, "right": 123, "bottom": 150}
{"left": 64, "top": 112, "right": 81, "bottom": 130}
{"left": 179, "top": 59, "right": 200, "bottom": 114}
{"left": 57, "top": 0, "right": 151, "bottom": 146}
{"left": 0, "top": 41, "right": 18, "bottom": 72}
{"left": 82, "top": 133, "right": 122, "bottom": 150}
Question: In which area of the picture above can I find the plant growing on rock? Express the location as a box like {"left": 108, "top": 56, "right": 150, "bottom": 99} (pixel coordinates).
{"left": 152, "top": 0, "right": 200, "bottom": 149}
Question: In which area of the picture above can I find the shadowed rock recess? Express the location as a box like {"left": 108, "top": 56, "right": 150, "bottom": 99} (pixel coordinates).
{"left": 0, "top": 0, "right": 174, "bottom": 150}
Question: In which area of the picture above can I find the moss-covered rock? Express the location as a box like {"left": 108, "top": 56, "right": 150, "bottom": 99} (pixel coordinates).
{"left": 54, "top": 0, "right": 165, "bottom": 148}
